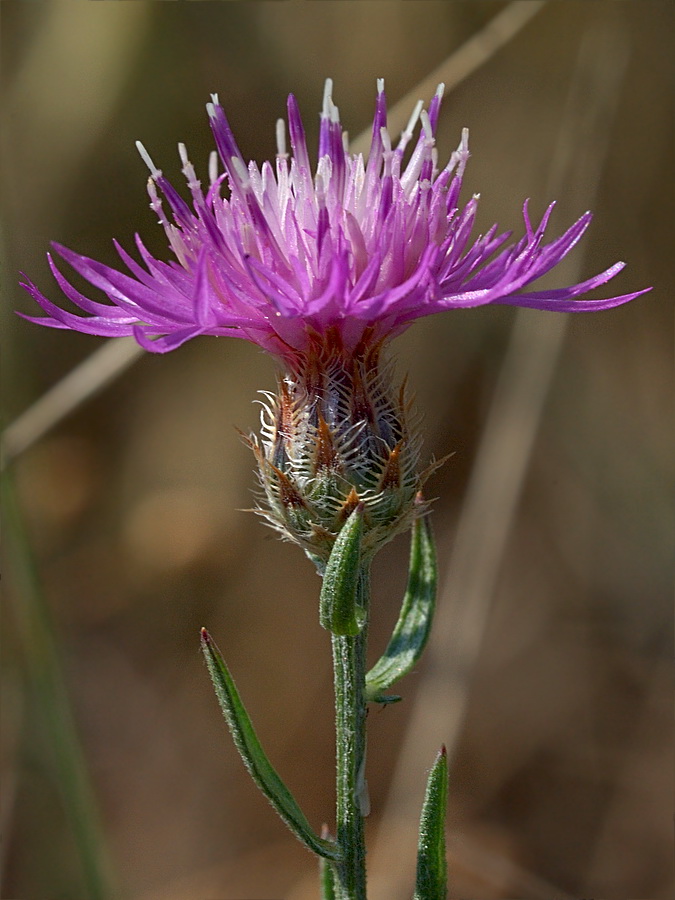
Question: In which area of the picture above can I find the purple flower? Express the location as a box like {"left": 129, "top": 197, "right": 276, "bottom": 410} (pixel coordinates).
{"left": 20, "top": 79, "right": 649, "bottom": 366}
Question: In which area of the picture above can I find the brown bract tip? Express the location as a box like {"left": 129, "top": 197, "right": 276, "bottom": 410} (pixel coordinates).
{"left": 269, "top": 462, "right": 309, "bottom": 509}
{"left": 339, "top": 486, "right": 361, "bottom": 521}
{"left": 378, "top": 443, "right": 402, "bottom": 491}
{"left": 313, "top": 414, "right": 340, "bottom": 473}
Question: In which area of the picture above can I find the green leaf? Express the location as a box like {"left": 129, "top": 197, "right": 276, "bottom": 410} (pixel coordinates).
{"left": 365, "top": 513, "right": 437, "bottom": 700}
{"left": 319, "top": 505, "right": 365, "bottom": 636}
{"left": 414, "top": 746, "right": 448, "bottom": 900}
{"left": 319, "top": 833, "right": 338, "bottom": 900}
{"left": 200, "top": 628, "right": 340, "bottom": 862}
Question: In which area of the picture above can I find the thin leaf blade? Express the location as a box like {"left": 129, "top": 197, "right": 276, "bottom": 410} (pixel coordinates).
{"left": 414, "top": 746, "right": 448, "bottom": 900}
{"left": 201, "top": 628, "right": 340, "bottom": 862}
{"left": 365, "top": 510, "right": 437, "bottom": 699}
{"left": 319, "top": 825, "right": 338, "bottom": 900}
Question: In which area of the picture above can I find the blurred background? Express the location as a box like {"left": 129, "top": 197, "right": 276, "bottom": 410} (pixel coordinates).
{"left": 1, "top": 2, "right": 673, "bottom": 899}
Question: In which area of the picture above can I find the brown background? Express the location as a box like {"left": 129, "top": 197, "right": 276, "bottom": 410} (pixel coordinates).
{"left": 2, "top": 2, "right": 673, "bottom": 899}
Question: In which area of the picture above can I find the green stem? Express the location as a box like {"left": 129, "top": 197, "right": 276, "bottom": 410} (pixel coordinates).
{"left": 331, "top": 568, "right": 369, "bottom": 899}
{"left": 2, "top": 470, "right": 116, "bottom": 900}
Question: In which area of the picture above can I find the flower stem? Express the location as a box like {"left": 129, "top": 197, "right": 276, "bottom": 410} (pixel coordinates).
{"left": 331, "top": 569, "right": 370, "bottom": 899}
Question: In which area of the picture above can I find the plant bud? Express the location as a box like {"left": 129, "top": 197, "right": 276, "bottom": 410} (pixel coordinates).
{"left": 248, "top": 335, "right": 426, "bottom": 564}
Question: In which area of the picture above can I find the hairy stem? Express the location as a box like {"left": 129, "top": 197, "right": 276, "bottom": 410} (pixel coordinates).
{"left": 331, "top": 569, "right": 370, "bottom": 899}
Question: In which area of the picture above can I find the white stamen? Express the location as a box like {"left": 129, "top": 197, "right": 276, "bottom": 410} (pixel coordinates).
{"left": 178, "top": 142, "right": 189, "bottom": 167}
{"left": 322, "top": 78, "right": 334, "bottom": 119}
{"left": 402, "top": 100, "right": 423, "bottom": 141}
{"left": 136, "top": 141, "right": 160, "bottom": 178}
{"left": 231, "top": 155, "right": 250, "bottom": 186}
{"left": 443, "top": 127, "right": 470, "bottom": 177}
{"left": 342, "top": 131, "right": 350, "bottom": 152}
{"left": 275, "top": 118, "right": 287, "bottom": 157}
{"left": 208, "top": 151, "right": 218, "bottom": 185}
{"left": 330, "top": 102, "right": 340, "bottom": 124}
{"left": 380, "top": 126, "right": 392, "bottom": 155}
{"left": 420, "top": 109, "right": 433, "bottom": 139}
{"left": 435, "top": 82, "right": 445, "bottom": 100}
{"left": 377, "top": 77, "right": 385, "bottom": 95}
{"left": 146, "top": 178, "right": 168, "bottom": 227}
{"left": 315, "top": 157, "right": 331, "bottom": 197}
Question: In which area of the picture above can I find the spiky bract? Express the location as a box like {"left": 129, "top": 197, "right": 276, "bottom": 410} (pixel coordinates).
{"left": 248, "top": 333, "right": 427, "bottom": 563}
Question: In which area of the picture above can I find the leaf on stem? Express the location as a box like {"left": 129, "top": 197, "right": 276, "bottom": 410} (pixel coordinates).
{"left": 200, "top": 628, "right": 340, "bottom": 862}
{"left": 319, "top": 825, "right": 338, "bottom": 900}
{"left": 414, "top": 745, "right": 448, "bottom": 900}
{"left": 365, "top": 508, "right": 437, "bottom": 701}
{"left": 319, "top": 504, "right": 365, "bottom": 636}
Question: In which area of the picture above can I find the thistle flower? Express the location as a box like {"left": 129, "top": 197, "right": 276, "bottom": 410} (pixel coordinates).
{"left": 20, "top": 79, "right": 649, "bottom": 560}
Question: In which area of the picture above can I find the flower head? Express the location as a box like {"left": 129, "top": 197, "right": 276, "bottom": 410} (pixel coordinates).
{"left": 20, "top": 79, "right": 648, "bottom": 368}
{"left": 20, "top": 80, "right": 650, "bottom": 562}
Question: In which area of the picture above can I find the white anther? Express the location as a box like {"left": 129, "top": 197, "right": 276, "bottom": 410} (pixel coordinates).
{"left": 208, "top": 151, "right": 218, "bottom": 185}
{"left": 146, "top": 178, "right": 168, "bottom": 226}
{"left": 342, "top": 131, "right": 350, "bottom": 152}
{"left": 275, "top": 118, "right": 287, "bottom": 157}
{"left": 322, "top": 78, "right": 334, "bottom": 119}
{"left": 231, "top": 155, "right": 250, "bottom": 186}
{"left": 206, "top": 95, "right": 220, "bottom": 120}
{"left": 420, "top": 109, "right": 433, "bottom": 139}
{"left": 178, "top": 142, "right": 189, "bottom": 167}
{"left": 136, "top": 141, "right": 160, "bottom": 178}
{"left": 377, "top": 77, "right": 385, "bottom": 95}
{"left": 315, "top": 158, "right": 330, "bottom": 197}
{"left": 435, "top": 82, "right": 445, "bottom": 100}
{"left": 380, "top": 126, "right": 392, "bottom": 154}
{"left": 147, "top": 177, "right": 160, "bottom": 204}
{"left": 403, "top": 99, "right": 424, "bottom": 140}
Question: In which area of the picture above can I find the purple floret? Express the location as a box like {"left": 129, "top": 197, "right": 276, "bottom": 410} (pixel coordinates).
{"left": 20, "top": 79, "right": 650, "bottom": 363}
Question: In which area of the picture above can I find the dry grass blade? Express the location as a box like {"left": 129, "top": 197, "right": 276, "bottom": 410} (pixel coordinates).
{"left": 368, "top": 21, "right": 632, "bottom": 900}
{"left": 5, "top": 1, "right": 547, "bottom": 466}
{"left": 2, "top": 337, "right": 143, "bottom": 467}
{"left": 350, "top": 1, "right": 548, "bottom": 156}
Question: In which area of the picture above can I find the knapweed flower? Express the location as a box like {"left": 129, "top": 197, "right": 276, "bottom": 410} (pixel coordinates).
{"left": 21, "top": 79, "right": 648, "bottom": 560}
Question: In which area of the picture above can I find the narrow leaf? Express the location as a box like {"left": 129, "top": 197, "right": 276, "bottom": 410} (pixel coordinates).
{"left": 319, "top": 825, "right": 338, "bottom": 900}
{"left": 200, "top": 628, "right": 340, "bottom": 862}
{"left": 414, "top": 746, "right": 448, "bottom": 900}
{"left": 319, "top": 505, "right": 364, "bottom": 636}
{"left": 365, "top": 510, "right": 437, "bottom": 700}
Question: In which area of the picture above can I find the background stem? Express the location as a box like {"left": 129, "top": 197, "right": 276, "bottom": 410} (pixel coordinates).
{"left": 2, "top": 472, "right": 116, "bottom": 900}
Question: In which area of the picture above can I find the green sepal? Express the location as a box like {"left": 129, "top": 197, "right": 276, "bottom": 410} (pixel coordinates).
{"left": 414, "top": 746, "right": 448, "bottom": 900}
{"left": 200, "top": 628, "right": 340, "bottom": 862}
{"left": 365, "top": 512, "right": 437, "bottom": 701}
{"left": 319, "top": 505, "right": 365, "bottom": 636}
